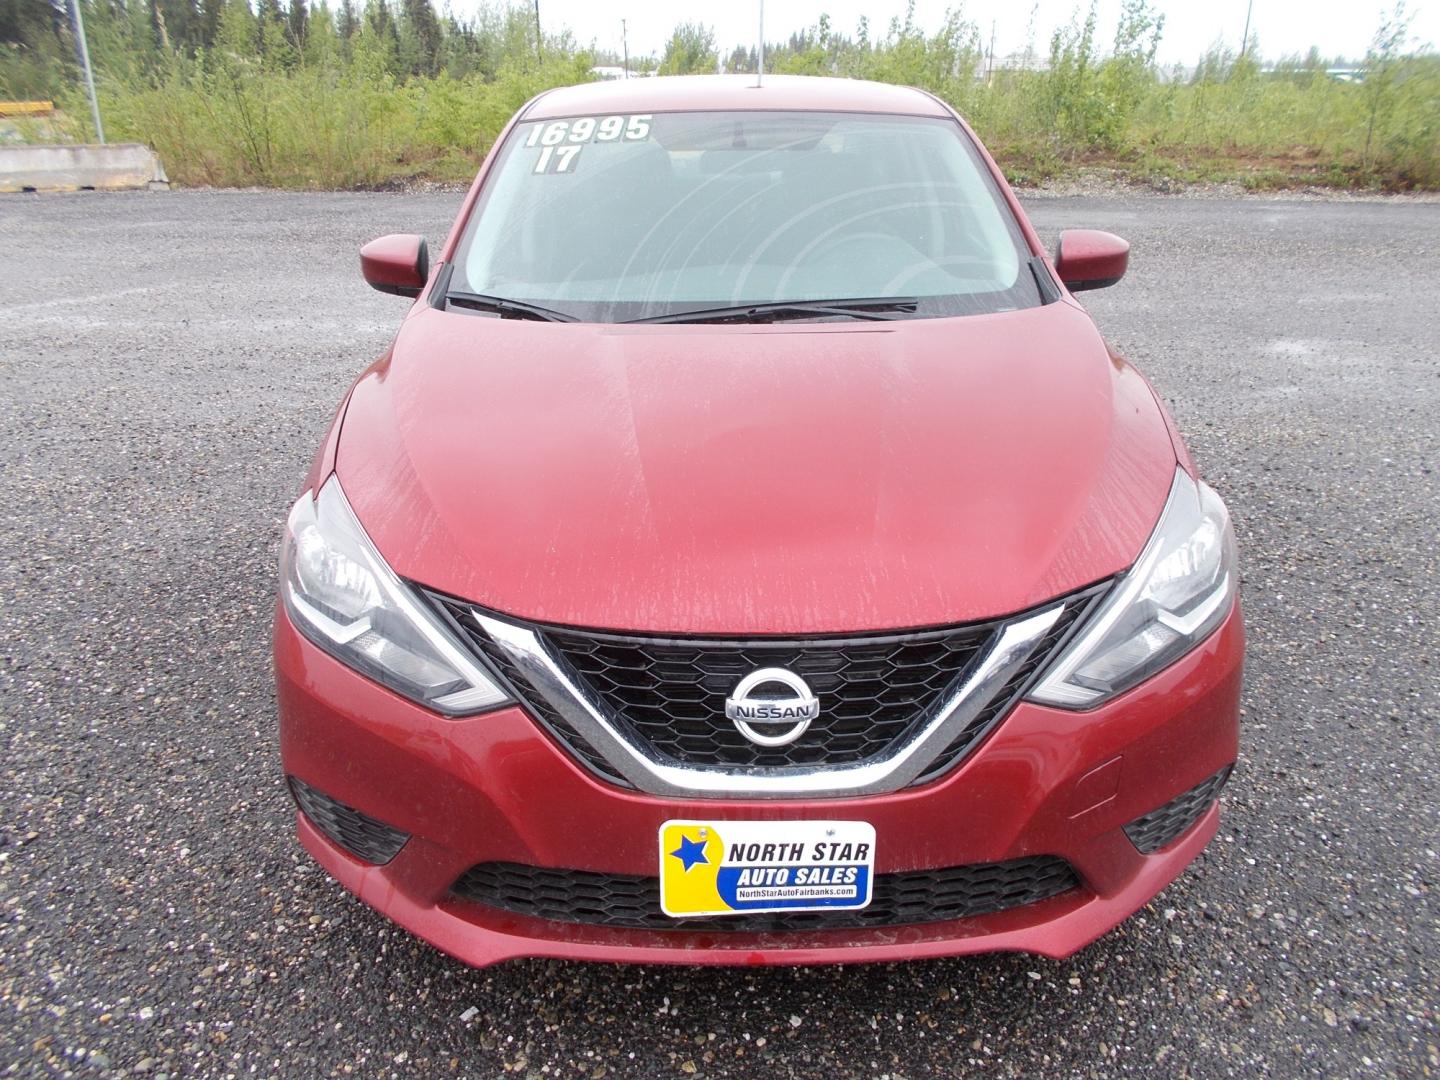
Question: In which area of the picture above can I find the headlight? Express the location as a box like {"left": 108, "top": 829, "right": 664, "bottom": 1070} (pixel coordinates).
{"left": 1029, "top": 468, "right": 1237, "bottom": 708}
{"left": 280, "top": 476, "right": 509, "bottom": 715}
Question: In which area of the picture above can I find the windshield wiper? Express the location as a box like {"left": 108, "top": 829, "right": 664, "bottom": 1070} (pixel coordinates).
{"left": 629, "top": 297, "right": 920, "bottom": 325}
{"left": 447, "top": 291, "right": 578, "bottom": 323}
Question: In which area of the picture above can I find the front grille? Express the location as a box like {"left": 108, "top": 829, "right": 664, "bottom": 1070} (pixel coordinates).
{"left": 288, "top": 776, "right": 409, "bottom": 865}
{"left": 432, "top": 583, "right": 1107, "bottom": 790}
{"left": 460, "top": 623, "right": 628, "bottom": 785}
{"left": 915, "top": 588, "right": 1104, "bottom": 783}
{"left": 452, "top": 856, "right": 1080, "bottom": 932}
{"left": 545, "top": 623, "right": 997, "bottom": 770}
{"left": 1124, "top": 766, "right": 1233, "bottom": 854}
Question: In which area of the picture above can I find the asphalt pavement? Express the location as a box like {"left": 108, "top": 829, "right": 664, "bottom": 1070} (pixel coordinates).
{"left": 1, "top": 189, "right": 1436, "bottom": 1078}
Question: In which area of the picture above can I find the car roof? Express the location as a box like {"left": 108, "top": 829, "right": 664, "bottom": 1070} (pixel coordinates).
{"left": 525, "top": 75, "right": 951, "bottom": 120}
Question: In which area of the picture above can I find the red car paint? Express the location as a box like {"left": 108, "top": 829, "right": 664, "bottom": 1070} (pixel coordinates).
{"left": 275, "top": 605, "right": 1242, "bottom": 965}
{"left": 1055, "top": 230, "right": 1132, "bottom": 292}
{"left": 276, "top": 75, "right": 1242, "bottom": 966}
{"left": 338, "top": 305, "right": 1174, "bottom": 635}
{"left": 358, "top": 233, "right": 429, "bottom": 297}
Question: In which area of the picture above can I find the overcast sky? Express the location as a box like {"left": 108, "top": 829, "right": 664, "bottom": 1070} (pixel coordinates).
{"left": 476, "top": 0, "right": 1436, "bottom": 67}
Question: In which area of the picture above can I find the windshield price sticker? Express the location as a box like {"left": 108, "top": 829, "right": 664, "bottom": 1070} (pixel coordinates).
{"left": 659, "top": 820, "right": 876, "bottom": 917}
{"left": 526, "top": 114, "right": 652, "bottom": 174}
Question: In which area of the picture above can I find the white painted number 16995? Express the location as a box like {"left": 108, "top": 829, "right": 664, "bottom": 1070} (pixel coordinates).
{"left": 526, "top": 114, "right": 652, "bottom": 174}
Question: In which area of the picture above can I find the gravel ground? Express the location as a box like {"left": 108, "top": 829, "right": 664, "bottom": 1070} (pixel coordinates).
{"left": 1, "top": 189, "right": 1436, "bottom": 1079}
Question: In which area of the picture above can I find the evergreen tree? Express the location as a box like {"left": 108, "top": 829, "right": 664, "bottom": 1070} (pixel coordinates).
{"left": 440, "top": 12, "right": 476, "bottom": 75}
{"left": 126, "top": 0, "right": 160, "bottom": 68}
{"left": 158, "top": 0, "right": 203, "bottom": 52}
{"left": 365, "top": 0, "right": 397, "bottom": 51}
{"left": 0, "top": 0, "right": 69, "bottom": 97}
{"left": 214, "top": 0, "right": 255, "bottom": 58}
{"left": 286, "top": 0, "right": 308, "bottom": 52}
{"left": 356, "top": 0, "right": 398, "bottom": 75}
{"left": 334, "top": 0, "right": 355, "bottom": 60}
{"left": 197, "top": 0, "right": 224, "bottom": 49}
{"left": 335, "top": 0, "right": 355, "bottom": 41}
{"left": 305, "top": 0, "right": 337, "bottom": 64}
{"left": 254, "top": 0, "right": 293, "bottom": 63}
{"left": 255, "top": 0, "right": 282, "bottom": 46}
{"left": 399, "top": 0, "right": 439, "bottom": 76}
{"left": 0, "top": 0, "right": 64, "bottom": 48}
{"left": 76, "top": 0, "right": 129, "bottom": 76}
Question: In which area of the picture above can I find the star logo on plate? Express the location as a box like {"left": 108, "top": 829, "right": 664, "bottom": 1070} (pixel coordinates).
{"left": 669, "top": 833, "right": 709, "bottom": 872}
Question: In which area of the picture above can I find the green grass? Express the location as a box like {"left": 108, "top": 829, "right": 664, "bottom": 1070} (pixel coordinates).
{"left": 44, "top": 54, "right": 595, "bottom": 189}
{"left": 15, "top": 2, "right": 1440, "bottom": 192}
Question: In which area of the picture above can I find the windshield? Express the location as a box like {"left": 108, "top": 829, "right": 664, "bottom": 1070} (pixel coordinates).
{"left": 450, "top": 109, "right": 1042, "bottom": 323}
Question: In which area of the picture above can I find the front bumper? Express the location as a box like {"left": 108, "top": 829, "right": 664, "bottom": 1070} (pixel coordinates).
{"left": 275, "top": 601, "right": 1243, "bottom": 967}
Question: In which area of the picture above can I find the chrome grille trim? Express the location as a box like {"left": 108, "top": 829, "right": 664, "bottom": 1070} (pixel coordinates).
{"left": 474, "top": 604, "right": 1065, "bottom": 799}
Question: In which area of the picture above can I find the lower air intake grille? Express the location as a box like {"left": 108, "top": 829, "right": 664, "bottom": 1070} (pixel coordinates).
{"left": 288, "top": 776, "right": 409, "bottom": 865}
{"left": 1124, "top": 766, "right": 1233, "bottom": 854}
{"left": 452, "top": 856, "right": 1080, "bottom": 932}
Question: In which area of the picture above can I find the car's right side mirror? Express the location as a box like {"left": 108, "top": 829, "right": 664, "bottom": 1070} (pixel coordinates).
{"left": 360, "top": 234, "right": 430, "bottom": 297}
{"left": 1054, "top": 230, "right": 1130, "bottom": 292}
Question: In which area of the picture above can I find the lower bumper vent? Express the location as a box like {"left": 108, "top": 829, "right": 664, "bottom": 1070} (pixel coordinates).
{"left": 452, "top": 856, "right": 1080, "bottom": 932}
{"left": 288, "top": 776, "right": 409, "bottom": 865}
{"left": 1124, "top": 766, "right": 1233, "bottom": 854}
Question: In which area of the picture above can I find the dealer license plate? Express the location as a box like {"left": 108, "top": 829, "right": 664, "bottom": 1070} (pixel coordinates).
{"left": 658, "top": 819, "right": 876, "bottom": 917}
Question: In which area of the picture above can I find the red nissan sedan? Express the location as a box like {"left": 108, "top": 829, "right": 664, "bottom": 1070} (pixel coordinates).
{"left": 275, "top": 75, "right": 1242, "bottom": 967}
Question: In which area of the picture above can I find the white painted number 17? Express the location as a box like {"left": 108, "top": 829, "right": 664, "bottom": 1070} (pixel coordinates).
{"left": 533, "top": 145, "right": 581, "bottom": 174}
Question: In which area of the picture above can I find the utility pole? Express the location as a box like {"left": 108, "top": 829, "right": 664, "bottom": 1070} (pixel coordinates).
{"left": 622, "top": 18, "right": 629, "bottom": 78}
{"left": 757, "top": 0, "right": 764, "bottom": 86}
{"left": 987, "top": 20, "right": 996, "bottom": 85}
{"left": 69, "top": 0, "right": 105, "bottom": 144}
{"left": 1239, "top": 0, "right": 1254, "bottom": 59}
{"left": 533, "top": 0, "right": 542, "bottom": 56}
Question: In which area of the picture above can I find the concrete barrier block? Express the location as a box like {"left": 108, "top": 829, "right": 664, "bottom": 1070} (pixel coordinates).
{"left": 0, "top": 143, "right": 169, "bottom": 193}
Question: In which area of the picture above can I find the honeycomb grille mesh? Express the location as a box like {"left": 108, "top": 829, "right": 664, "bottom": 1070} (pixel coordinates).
{"left": 543, "top": 622, "right": 996, "bottom": 770}
{"left": 457, "top": 622, "right": 629, "bottom": 785}
{"left": 1124, "top": 766, "right": 1233, "bottom": 854}
{"left": 453, "top": 856, "right": 1081, "bottom": 932}
{"left": 431, "top": 583, "right": 1108, "bottom": 790}
{"left": 288, "top": 776, "right": 409, "bottom": 865}
{"left": 915, "top": 589, "right": 1104, "bottom": 783}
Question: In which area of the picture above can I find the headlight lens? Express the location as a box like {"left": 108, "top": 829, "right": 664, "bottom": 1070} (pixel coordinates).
{"left": 280, "top": 477, "right": 509, "bottom": 715}
{"left": 1029, "top": 469, "right": 1237, "bottom": 708}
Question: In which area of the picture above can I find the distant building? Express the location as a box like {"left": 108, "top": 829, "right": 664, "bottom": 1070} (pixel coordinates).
{"left": 590, "top": 66, "right": 656, "bottom": 80}
{"left": 988, "top": 52, "right": 1049, "bottom": 75}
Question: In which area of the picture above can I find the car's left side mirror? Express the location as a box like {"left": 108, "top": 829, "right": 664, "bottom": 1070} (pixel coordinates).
{"left": 1054, "top": 229, "right": 1129, "bottom": 292}
{"left": 360, "top": 234, "right": 430, "bottom": 297}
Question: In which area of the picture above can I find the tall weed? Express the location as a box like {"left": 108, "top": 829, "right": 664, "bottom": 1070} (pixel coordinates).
{"left": 15, "top": 0, "right": 1439, "bottom": 190}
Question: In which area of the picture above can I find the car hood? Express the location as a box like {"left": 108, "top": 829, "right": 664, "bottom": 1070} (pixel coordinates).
{"left": 336, "top": 301, "right": 1177, "bottom": 635}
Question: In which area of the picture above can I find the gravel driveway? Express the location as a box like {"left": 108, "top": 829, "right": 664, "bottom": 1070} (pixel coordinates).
{"left": 1, "top": 189, "right": 1436, "bottom": 1078}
